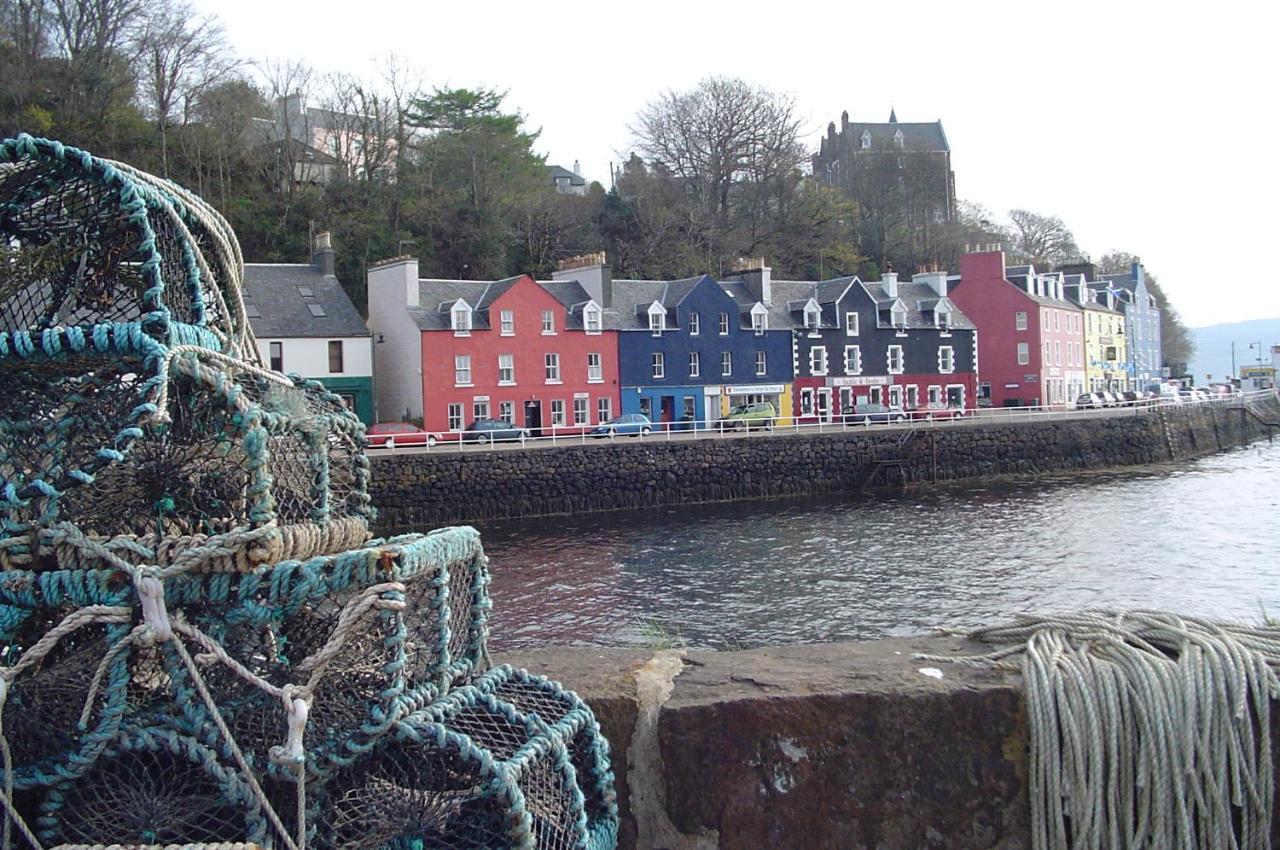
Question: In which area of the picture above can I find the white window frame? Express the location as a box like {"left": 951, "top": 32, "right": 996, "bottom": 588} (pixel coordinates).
{"left": 887, "top": 345, "right": 904, "bottom": 374}
{"left": 473, "top": 398, "right": 490, "bottom": 422}
{"left": 755, "top": 351, "right": 767, "bottom": 376}
{"left": 718, "top": 312, "right": 729, "bottom": 335}
{"left": 938, "top": 345, "right": 955, "bottom": 374}
{"left": 447, "top": 403, "right": 463, "bottom": 431}
{"left": 452, "top": 304, "right": 471, "bottom": 336}
{"left": 928, "top": 386, "right": 941, "bottom": 405}
{"left": 1015, "top": 311, "right": 1028, "bottom": 331}
{"left": 844, "top": 344, "right": 862, "bottom": 375}
{"left": 688, "top": 351, "right": 700, "bottom": 378}
{"left": 498, "top": 353, "right": 515, "bottom": 386}
{"left": 544, "top": 353, "right": 561, "bottom": 383}
{"left": 805, "top": 305, "right": 821, "bottom": 334}
{"left": 649, "top": 308, "right": 664, "bottom": 336}
{"left": 689, "top": 312, "right": 700, "bottom": 335}
{"left": 1017, "top": 342, "right": 1030, "bottom": 365}
{"left": 498, "top": 401, "right": 514, "bottom": 423}
{"left": 652, "top": 352, "right": 664, "bottom": 379}
{"left": 454, "top": 354, "right": 472, "bottom": 387}
{"left": 597, "top": 396, "right": 612, "bottom": 423}
{"left": 584, "top": 306, "right": 602, "bottom": 334}
{"left": 500, "top": 309, "right": 514, "bottom": 336}
{"left": 891, "top": 306, "right": 907, "bottom": 333}
{"left": 542, "top": 309, "right": 556, "bottom": 335}
{"left": 550, "top": 399, "right": 565, "bottom": 426}
{"left": 810, "top": 346, "right": 828, "bottom": 376}
{"left": 587, "top": 352, "right": 603, "bottom": 383}
{"left": 1053, "top": 310, "right": 1060, "bottom": 332}
{"left": 845, "top": 311, "right": 859, "bottom": 336}
{"left": 573, "top": 397, "right": 589, "bottom": 425}
{"left": 721, "top": 351, "right": 732, "bottom": 377}
{"left": 747, "top": 303, "right": 768, "bottom": 332}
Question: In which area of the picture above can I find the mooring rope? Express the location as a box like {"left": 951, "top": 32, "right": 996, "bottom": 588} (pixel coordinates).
{"left": 918, "top": 610, "right": 1280, "bottom": 850}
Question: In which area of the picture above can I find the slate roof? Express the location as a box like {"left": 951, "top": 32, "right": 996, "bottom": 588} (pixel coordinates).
{"left": 242, "top": 263, "right": 369, "bottom": 338}
{"left": 1065, "top": 276, "right": 1123, "bottom": 315}
{"left": 842, "top": 121, "right": 949, "bottom": 152}
{"left": 547, "top": 165, "right": 586, "bottom": 187}
{"left": 608, "top": 277, "right": 713, "bottom": 328}
{"left": 860, "top": 281, "right": 977, "bottom": 330}
{"left": 1099, "top": 272, "right": 1139, "bottom": 294}
{"left": 540, "top": 280, "right": 623, "bottom": 330}
{"left": 408, "top": 280, "right": 493, "bottom": 331}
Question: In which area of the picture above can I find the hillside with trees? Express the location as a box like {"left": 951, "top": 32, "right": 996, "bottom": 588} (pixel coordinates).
{"left": 0, "top": 1, "right": 1192, "bottom": 363}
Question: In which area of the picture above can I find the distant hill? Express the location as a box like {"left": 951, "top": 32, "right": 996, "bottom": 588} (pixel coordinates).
{"left": 1187, "top": 318, "right": 1280, "bottom": 383}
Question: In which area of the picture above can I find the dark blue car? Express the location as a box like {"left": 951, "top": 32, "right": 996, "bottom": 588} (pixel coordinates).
{"left": 463, "top": 419, "right": 529, "bottom": 443}
{"left": 590, "top": 413, "right": 653, "bottom": 437}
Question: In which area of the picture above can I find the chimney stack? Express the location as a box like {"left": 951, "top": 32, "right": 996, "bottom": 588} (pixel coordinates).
{"left": 912, "top": 270, "right": 948, "bottom": 298}
{"left": 312, "top": 231, "right": 336, "bottom": 276}
{"left": 725, "top": 257, "right": 772, "bottom": 305}
{"left": 573, "top": 159, "right": 581, "bottom": 176}
{"left": 553, "top": 251, "right": 612, "bottom": 308}
{"left": 881, "top": 270, "right": 898, "bottom": 298}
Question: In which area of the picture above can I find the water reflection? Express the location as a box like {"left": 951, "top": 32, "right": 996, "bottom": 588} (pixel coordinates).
{"left": 463, "top": 442, "right": 1280, "bottom": 650}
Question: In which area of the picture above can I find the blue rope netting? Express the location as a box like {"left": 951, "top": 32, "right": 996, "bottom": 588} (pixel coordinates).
{"left": 0, "top": 135, "right": 617, "bottom": 850}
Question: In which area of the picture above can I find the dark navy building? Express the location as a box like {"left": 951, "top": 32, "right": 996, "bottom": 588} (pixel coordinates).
{"left": 780, "top": 269, "right": 978, "bottom": 418}
{"left": 609, "top": 273, "right": 795, "bottom": 426}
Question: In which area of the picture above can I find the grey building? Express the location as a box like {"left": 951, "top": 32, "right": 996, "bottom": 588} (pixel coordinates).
{"left": 1095, "top": 262, "right": 1162, "bottom": 389}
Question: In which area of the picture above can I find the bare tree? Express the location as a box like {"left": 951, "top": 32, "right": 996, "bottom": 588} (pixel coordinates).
{"left": 1008, "top": 208, "right": 1081, "bottom": 267}
{"left": 134, "top": 0, "right": 236, "bottom": 175}
{"left": 255, "top": 57, "right": 315, "bottom": 194}
{"left": 630, "top": 76, "right": 806, "bottom": 225}
{"left": 47, "top": 0, "right": 144, "bottom": 131}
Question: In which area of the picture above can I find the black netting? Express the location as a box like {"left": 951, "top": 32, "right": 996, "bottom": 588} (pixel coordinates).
{"left": 43, "top": 735, "right": 264, "bottom": 846}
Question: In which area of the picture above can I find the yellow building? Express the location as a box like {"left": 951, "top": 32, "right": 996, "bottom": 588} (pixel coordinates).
{"left": 1066, "top": 277, "right": 1129, "bottom": 392}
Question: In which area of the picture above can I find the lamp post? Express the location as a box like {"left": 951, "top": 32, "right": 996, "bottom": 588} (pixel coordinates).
{"left": 1249, "top": 341, "right": 1264, "bottom": 365}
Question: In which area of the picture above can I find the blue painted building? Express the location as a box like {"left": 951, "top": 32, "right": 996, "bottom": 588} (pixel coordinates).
{"left": 607, "top": 272, "right": 795, "bottom": 427}
{"left": 1095, "top": 261, "right": 1162, "bottom": 388}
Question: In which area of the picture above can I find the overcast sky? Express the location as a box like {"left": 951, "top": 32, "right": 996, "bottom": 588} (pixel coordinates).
{"left": 195, "top": 0, "right": 1279, "bottom": 328}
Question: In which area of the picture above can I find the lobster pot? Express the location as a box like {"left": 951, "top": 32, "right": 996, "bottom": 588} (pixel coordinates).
{"left": 0, "top": 134, "right": 247, "bottom": 351}
{"left": 312, "top": 674, "right": 618, "bottom": 850}
{"left": 0, "top": 340, "right": 371, "bottom": 573}
{"left": 165, "top": 528, "right": 491, "bottom": 777}
{"left": 36, "top": 727, "right": 270, "bottom": 848}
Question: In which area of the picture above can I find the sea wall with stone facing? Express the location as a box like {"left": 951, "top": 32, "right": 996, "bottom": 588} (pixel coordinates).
{"left": 370, "top": 395, "right": 1280, "bottom": 529}
{"left": 496, "top": 639, "right": 1280, "bottom": 850}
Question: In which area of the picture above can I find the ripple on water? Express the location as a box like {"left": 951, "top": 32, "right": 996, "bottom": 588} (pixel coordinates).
{"left": 462, "top": 442, "right": 1280, "bottom": 650}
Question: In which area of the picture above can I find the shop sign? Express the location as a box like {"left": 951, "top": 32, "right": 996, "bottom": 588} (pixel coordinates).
{"left": 829, "top": 375, "right": 889, "bottom": 387}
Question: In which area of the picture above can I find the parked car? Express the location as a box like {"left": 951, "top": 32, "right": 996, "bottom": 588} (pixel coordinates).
{"left": 1156, "top": 385, "right": 1184, "bottom": 404}
{"left": 463, "top": 418, "right": 528, "bottom": 443}
{"left": 1098, "top": 391, "right": 1120, "bottom": 407}
{"left": 590, "top": 413, "right": 653, "bottom": 437}
{"left": 718, "top": 402, "right": 777, "bottom": 431}
{"left": 367, "top": 421, "right": 438, "bottom": 448}
{"left": 845, "top": 403, "right": 907, "bottom": 425}
{"left": 908, "top": 401, "right": 967, "bottom": 421}
{"left": 1119, "top": 390, "right": 1141, "bottom": 405}
{"left": 1075, "top": 393, "right": 1106, "bottom": 410}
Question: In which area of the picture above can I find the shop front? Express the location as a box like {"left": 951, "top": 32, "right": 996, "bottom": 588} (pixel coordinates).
{"left": 708, "top": 383, "right": 791, "bottom": 426}
{"left": 827, "top": 375, "right": 891, "bottom": 417}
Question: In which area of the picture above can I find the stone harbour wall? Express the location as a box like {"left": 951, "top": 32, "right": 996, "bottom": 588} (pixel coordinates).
{"left": 497, "top": 639, "right": 1280, "bottom": 850}
{"left": 370, "top": 395, "right": 1280, "bottom": 529}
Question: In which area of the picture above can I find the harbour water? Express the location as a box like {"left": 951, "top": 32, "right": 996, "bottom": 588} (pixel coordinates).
{"left": 471, "top": 441, "right": 1280, "bottom": 650}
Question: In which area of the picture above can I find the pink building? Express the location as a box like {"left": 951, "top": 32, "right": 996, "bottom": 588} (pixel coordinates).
{"left": 951, "top": 252, "right": 1085, "bottom": 408}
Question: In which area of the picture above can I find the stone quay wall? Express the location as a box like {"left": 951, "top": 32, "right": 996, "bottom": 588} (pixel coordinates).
{"left": 497, "top": 639, "right": 1280, "bottom": 850}
{"left": 370, "top": 395, "right": 1280, "bottom": 529}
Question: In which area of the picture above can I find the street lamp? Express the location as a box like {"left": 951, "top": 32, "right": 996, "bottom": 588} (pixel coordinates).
{"left": 1249, "top": 341, "right": 1264, "bottom": 365}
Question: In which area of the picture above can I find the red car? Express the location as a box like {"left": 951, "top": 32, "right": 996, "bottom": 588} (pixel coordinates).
{"left": 908, "top": 402, "right": 967, "bottom": 421}
{"left": 366, "top": 421, "right": 439, "bottom": 448}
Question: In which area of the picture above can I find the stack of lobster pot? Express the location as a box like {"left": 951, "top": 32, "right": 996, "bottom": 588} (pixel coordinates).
{"left": 0, "top": 135, "right": 618, "bottom": 850}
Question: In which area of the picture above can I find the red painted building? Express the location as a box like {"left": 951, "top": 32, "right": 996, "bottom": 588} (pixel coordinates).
{"left": 367, "top": 258, "right": 620, "bottom": 434}
{"left": 950, "top": 251, "right": 1085, "bottom": 408}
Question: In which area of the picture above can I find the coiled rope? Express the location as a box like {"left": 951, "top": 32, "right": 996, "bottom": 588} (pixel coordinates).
{"left": 919, "top": 610, "right": 1280, "bottom": 850}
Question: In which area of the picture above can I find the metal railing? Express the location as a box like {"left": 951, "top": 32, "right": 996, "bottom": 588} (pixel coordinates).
{"left": 369, "top": 388, "right": 1278, "bottom": 454}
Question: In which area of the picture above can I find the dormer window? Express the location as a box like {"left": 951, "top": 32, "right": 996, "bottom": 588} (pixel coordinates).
{"left": 584, "top": 303, "right": 602, "bottom": 334}
{"left": 893, "top": 129, "right": 904, "bottom": 148}
{"left": 648, "top": 302, "right": 666, "bottom": 336}
{"left": 451, "top": 301, "right": 472, "bottom": 336}
{"left": 751, "top": 304, "right": 769, "bottom": 335}
{"left": 936, "top": 306, "right": 952, "bottom": 332}
{"left": 804, "top": 302, "right": 821, "bottom": 334}
{"left": 891, "top": 305, "right": 907, "bottom": 330}
{"left": 860, "top": 130, "right": 871, "bottom": 150}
